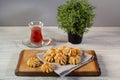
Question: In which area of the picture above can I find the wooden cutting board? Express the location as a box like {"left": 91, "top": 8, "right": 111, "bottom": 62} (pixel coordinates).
{"left": 15, "top": 50, "right": 101, "bottom": 76}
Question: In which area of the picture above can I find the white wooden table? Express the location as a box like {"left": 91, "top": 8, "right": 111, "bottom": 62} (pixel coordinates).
{"left": 0, "top": 26, "right": 120, "bottom": 80}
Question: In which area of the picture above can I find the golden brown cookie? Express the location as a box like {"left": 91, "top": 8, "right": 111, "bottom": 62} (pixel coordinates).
{"left": 43, "top": 48, "right": 56, "bottom": 62}
{"left": 68, "top": 55, "right": 81, "bottom": 65}
{"left": 67, "top": 48, "right": 77, "bottom": 56}
{"left": 54, "top": 52, "right": 67, "bottom": 65}
{"left": 45, "top": 48, "right": 57, "bottom": 55}
{"left": 41, "top": 62, "right": 54, "bottom": 73}
{"left": 75, "top": 48, "right": 83, "bottom": 56}
{"left": 57, "top": 45, "right": 67, "bottom": 50}
{"left": 27, "top": 57, "right": 42, "bottom": 68}
{"left": 62, "top": 46, "right": 70, "bottom": 55}
{"left": 43, "top": 53, "right": 55, "bottom": 62}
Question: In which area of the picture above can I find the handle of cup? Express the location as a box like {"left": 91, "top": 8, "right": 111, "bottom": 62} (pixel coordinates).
{"left": 43, "top": 37, "right": 55, "bottom": 46}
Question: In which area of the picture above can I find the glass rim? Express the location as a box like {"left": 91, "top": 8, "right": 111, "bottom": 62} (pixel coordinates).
{"left": 28, "top": 21, "right": 44, "bottom": 27}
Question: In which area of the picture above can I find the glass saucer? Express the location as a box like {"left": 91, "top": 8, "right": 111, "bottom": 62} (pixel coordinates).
{"left": 22, "top": 37, "right": 55, "bottom": 48}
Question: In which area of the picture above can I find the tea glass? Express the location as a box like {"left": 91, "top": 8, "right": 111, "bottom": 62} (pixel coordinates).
{"left": 22, "top": 21, "right": 53, "bottom": 48}
{"left": 29, "top": 21, "right": 44, "bottom": 47}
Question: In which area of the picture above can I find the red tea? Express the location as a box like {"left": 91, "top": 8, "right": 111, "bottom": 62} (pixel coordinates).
{"left": 30, "top": 26, "right": 43, "bottom": 44}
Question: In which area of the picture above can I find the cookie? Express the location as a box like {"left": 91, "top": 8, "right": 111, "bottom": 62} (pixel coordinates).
{"left": 41, "top": 62, "right": 54, "bottom": 73}
{"left": 27, "top": 57, "right": 42, "bottom": 68}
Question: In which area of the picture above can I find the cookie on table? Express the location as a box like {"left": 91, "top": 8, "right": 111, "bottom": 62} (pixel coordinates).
{"left": 57, "top": 46, "right": 77, "bottom": 56}
{"left": 43, "top": 48, "right": 56, "bottom": 62}
{"left": 41, "top": 62, "right": 54, "bottom": 73}
{"left": 62, "top": 46, "right": 71, "bottom": 55}
{"left": 67, "top": 48, "right": 77, "bottom": 56}
{"left": 43, "top": 53, "right": 55, "bottom": 62}
{"left": 57, "top": 45, "right": 68, "bottom": 54}
{"left": 75, "top": 48, "right": 83, "bottom": 56}
{"left": 63, "top": 47, "right": 83, "bottom": 56}
{"left": 57, "top": 45, "right": 67, "bottom": 51}
{"left": 54, "top": 52, "right": 67, "bottom": 65}
{"left": 27, "top": 56, "right": 42, "bottom": 68}
{"left": 45, "top": 48, "right": 57, "bottom": 55}
{"left": 68, "top": 55, "right": 81, "bottom": 65}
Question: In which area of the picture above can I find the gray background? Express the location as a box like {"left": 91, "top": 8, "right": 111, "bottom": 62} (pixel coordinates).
{"left": 0, "top": 0, "right": 120, "bottom": 26}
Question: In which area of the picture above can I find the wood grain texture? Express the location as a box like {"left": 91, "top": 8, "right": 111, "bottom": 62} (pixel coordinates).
{"left": 15, "top": 50, "right": 101, "bottom": 76}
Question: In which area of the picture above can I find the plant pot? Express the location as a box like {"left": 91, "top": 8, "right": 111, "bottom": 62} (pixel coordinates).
{"left": 68, "top": 32, "right": 83, "bottom": 44}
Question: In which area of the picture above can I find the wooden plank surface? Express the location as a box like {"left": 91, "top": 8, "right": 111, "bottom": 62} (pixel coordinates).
{"left": 15, "top": 50, "right": 101, "bottom": 76}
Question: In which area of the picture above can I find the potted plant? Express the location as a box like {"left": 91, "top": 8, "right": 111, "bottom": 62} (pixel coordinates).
{"left": 57, "top": 0, "right": 95, "bottom": 44}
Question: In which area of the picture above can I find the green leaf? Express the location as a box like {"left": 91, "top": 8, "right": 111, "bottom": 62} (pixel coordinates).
{"left": 57, "top": 0, "right": 95, "bottom": 36}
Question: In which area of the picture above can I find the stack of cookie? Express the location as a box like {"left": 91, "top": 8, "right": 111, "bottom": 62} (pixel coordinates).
{"left": 43, "top": 46, "right": 83, "bottom": 65}
{"left": 27, "top": 45, "right": 83, "bottom": 73}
